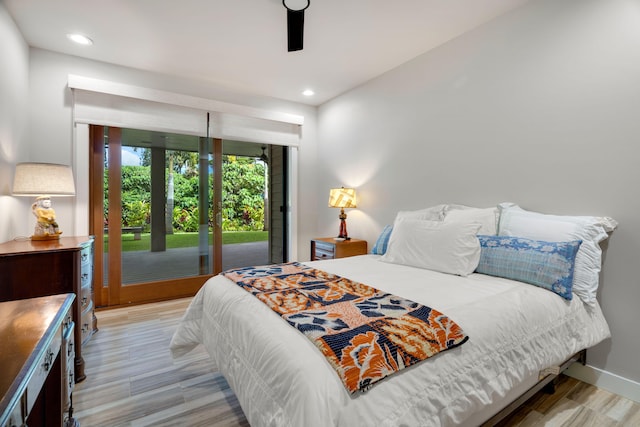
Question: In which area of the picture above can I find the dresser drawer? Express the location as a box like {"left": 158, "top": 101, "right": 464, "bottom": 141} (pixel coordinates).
{"left": 62, "top": 311, "right": 74, "bottom": 374}
{"left": 80, "top": 243, "right": 93, "bottom": 268}
{"left": 62, "top": 321, "right": 75, "bottom": 406}
{"left": 26, "top": 325, "right": 62, "bottom": 414}
{"left": 80, "top": 243, "right": 93, "bottom": 290}
{"left": 80, "top": 301, "right": 95, "bottom": 345}
{"left": 79, "top": 284, "right": 92, "bottom": 311}
{"left": 80, "top": 268, "right": 92, "bottom": 290}
{"left": 1, "top": 403, "right": 23, "bottom": 427}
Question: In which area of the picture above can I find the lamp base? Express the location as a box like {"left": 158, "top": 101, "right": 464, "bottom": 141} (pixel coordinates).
{"left": 31, "top": 233, "right": 62, "bottom": 241}
{"left": 338, "top": 217, "right": 348, "bottom": 240}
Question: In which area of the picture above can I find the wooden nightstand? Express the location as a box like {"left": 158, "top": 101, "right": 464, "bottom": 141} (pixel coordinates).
{"left": 311, "top": 237, "right": 368, "bottom": 261}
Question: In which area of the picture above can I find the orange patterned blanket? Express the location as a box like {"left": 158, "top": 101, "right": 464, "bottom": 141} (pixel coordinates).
{"left": 223, "top": 262, "right": 468, "bottom": 393}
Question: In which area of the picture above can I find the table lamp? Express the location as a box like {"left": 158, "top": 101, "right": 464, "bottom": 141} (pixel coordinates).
{"left": 328, "top": 187, "right": 357, "bottom": 240}
{"left": 12, "top": 162, "right": 76, "bottom": 240}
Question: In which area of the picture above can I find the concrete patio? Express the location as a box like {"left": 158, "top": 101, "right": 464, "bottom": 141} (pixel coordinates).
{"left": 107, "top": 241, "right": 269, "bottom": 284}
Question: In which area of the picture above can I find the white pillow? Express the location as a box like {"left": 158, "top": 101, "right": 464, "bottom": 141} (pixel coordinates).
{"left": 381, "top": 218, "right": 481, "bottom": 276}
{"left": 497, "top": 203, "right": 617, "bottom": 305}
{"left": 395, "top": 204, "right": 447, "bottom": 221}
{"left": 444, "top": 204, "right": 499, "bottom": 235}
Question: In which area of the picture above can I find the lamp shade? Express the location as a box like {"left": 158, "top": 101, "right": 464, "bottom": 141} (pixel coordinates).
{"left": 328, "top": 187, "right": 357, "bottom": 209}
{"left": 12, "top": 162, "right": 76, "bottom": 196}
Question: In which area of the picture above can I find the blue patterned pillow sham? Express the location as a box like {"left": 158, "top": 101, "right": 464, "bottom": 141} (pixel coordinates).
{"left": 371, "top": 225, "right": 393, "bottom": 255}
{"left": 476, "top": 235, "right": 582, "bottom": 300}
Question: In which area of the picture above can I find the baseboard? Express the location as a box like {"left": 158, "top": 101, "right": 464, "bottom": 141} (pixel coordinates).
{"left": 565, "top": 362, "right": 640, "bottom": 403}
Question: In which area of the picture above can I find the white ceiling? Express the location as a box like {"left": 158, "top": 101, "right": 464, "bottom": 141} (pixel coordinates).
{"left": 4, "top": 0, "right": 531, "bottom": 106}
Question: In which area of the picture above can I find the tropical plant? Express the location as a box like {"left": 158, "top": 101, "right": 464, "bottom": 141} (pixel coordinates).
{"left": 172, "top": 206, "right": 199, "bottom": 232}
{"left": 123, "top": 200, "right": 150, "bottom": 229}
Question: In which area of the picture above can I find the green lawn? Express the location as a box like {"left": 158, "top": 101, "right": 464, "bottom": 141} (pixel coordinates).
{"left": 106, "top": 231, "right": 268, "bottom": 252}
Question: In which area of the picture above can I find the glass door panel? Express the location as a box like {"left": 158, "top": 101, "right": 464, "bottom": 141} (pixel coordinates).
{"left": 219, "top": 143, "right": 272, "bottom": 270}
{"left": 118, "top": 131, "right": 213, "bottom": 284}
{"left": 91, "top": 125, "right": 220, "bottom": 306}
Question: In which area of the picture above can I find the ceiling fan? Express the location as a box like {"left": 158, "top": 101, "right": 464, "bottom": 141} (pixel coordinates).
{"left": 283, "top": 0, "right": 310, "bottom": 52}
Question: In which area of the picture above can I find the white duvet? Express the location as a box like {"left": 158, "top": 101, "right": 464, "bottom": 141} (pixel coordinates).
{"left": 170, "top": 255, "right": 610, "bottom": 427}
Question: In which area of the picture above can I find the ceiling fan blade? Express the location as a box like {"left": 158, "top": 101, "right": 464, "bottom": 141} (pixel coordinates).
{"left": 287, "top": 9, "right": 305, "bottom": 52}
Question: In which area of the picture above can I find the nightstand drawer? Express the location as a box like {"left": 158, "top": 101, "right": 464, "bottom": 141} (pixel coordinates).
{"left": 311, "top": 238, "right": 367, "bottom": 261}
{"left": 314, "top": 247, "right": 335, "bottom": 260}
{"left": 314, "top": 241, "right": 335, "bottom": 260}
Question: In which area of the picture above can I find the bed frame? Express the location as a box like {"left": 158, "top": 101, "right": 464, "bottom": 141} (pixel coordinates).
{"left": 480, "top": 349, "right": 586, "bottom": 426}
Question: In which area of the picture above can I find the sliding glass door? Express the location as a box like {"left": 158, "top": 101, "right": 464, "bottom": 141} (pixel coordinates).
{"left": 90, "top": 125, "right": 221, "bottom": 306}
{"left": 89, "top": 125, "right": 284, "bottom": 307}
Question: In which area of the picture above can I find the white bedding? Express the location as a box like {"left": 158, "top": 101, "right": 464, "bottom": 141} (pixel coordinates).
{"left": 170, "top": 255, "right": 610, "bottom": 427}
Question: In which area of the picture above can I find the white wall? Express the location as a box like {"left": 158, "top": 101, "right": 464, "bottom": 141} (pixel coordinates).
{"left": 318, "top": 0, "right": 640, "bottom": 396}
{"left": 0, "top": 4, "right": 30, "bottom": 242}
{"left": 20, "top": 48, "right": 319, "bottom": 256}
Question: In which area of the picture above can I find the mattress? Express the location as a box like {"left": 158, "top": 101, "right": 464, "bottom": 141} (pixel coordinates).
{"left": 170, "top": 254, "right": 610, "bottom": 427}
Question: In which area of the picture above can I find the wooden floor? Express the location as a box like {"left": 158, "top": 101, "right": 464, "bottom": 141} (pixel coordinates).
{"left": 74, "top": 298, "right": 640, "bottom": 427}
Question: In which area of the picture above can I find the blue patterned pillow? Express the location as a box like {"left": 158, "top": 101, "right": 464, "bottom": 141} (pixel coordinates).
{"left": 476, "top": 235, "right": 582, "bottom": 300}
{"left": 371, "top": 225, "right": 393, "bottom": 255}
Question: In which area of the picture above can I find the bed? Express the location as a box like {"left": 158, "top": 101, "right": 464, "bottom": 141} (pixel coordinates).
{"left": 170, "top": 203, "right": 616, "bottom": 426}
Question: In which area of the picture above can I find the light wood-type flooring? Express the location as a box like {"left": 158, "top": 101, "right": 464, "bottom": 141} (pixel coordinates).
{"left": 74, "top": 298, "right": 640, "bottom": 427}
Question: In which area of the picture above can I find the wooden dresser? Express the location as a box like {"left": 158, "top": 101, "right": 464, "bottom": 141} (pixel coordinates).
{"left": 0, "top": 294, "right": 77, "bottom": 427}
{"left": 0, "top": 236, "right": 96, "bottom": 383}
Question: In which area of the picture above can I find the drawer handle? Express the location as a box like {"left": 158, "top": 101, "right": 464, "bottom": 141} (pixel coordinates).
{"left": 43, "top": 350, "right": 55, "bottom": 371}
{"left": 82, "top": 273, "right": 89, "bottom": 280}
{"left": 68, "top": 342, "right": 74, "bottom": 357}
{"left": 82, "top": 296, "right": 88, "bottom": 305}
{"left": 82, "top": 323, "right": 89, "bottom": 332}
{"left": 81, "top": 254, "right": 88, "bottom": 262}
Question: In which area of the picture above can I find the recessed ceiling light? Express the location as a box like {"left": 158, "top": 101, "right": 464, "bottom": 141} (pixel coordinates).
{"left": 67, "top": 33, "right": 93, "bottom": 46}
{"left": 302, "top": 89, "right": 315, "bottom": 96}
